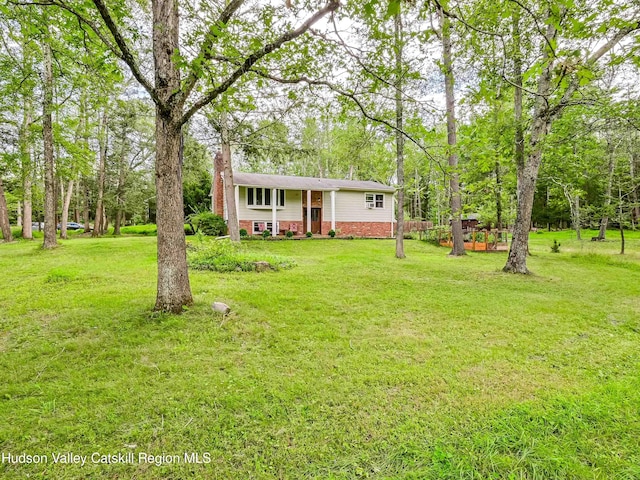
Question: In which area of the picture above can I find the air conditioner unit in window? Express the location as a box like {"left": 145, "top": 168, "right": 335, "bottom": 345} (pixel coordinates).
{"left": 366, "top": 202, "right": 375, "bottom": 209}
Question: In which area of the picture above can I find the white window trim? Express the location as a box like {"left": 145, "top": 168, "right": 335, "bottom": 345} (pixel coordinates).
{"left": 365, "top": 192, "right": 385, "bottom": 209}
{"left": 246, "top": 187, "right": 285, "bottom": 210}
{"left": 252, "top": 221, "right": 280, "bottom": 234}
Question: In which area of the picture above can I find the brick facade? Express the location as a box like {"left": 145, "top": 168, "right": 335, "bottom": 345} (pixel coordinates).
{"left": 240, "top": 219, "right": 394, "bottom": 238}
{"left": 327, "top": 221, "right": 394, "bottom": 238}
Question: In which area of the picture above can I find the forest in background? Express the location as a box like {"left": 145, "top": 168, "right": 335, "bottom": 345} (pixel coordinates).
{"left": 0, "top": 0, "right": 639, "bottom": 309}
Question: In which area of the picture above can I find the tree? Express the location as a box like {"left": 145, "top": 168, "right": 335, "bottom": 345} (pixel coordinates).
{"left": 18, "top": 0, "right": 341, "bottom": 311}
{"left": 439, "top": 4, "right": 465, "bottom": 256}
{"left": 502, "top": 5, "right": 639, "bottom": 273}
{"left": 0, "top": 176, "right": 12, "bottom": 242}
{"left": 394, "top": 7, "right": 406, "bottom": 259}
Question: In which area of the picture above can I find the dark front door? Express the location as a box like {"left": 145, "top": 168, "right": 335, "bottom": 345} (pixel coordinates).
{"left": 303, "top": 207, "right": 322, "bottom": 234}
{"left": 311, "top": 208, "right": 321, "bottom": 234}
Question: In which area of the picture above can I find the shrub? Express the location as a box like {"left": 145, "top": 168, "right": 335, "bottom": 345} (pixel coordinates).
{"left": 262, "top": 229, "right": 271, "bottom": 239}
{"left": 551, "top": 239, "right": 561, "bottom": 253}
{"left": 306, "top": 231, "right": 313, "bottom": 238}
{"left": 188, "top": 212, "right": 227, "bottom": 236}
{"left": 239, "top": 228, "right": 248, "bottom": 237}
{"left": 286, "top": 230, "right": 294, "bottom": 238}
{"left": 328, "top": 229, "right": 336, "bottom": 238}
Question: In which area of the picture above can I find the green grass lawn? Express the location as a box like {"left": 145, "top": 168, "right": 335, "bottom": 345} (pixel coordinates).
{"left": 0, "top": 231, "right": 639, "bottom": 479}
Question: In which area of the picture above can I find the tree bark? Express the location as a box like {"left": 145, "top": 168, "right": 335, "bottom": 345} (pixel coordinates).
{"left": 597, "top": 142, "right": 616, "bottom": 240}
{"left": 394, "top": 9, "right": 406, "bottom": 258}
{"left": 504, "top": 14, "right": 556, "bottom": 273}
{"left": 630, "top": 153, "right": 639, "bottom": 227}
{"left": 0, "top": 177, "right": 13, "bottom": 242}
{"left": 42, "top": 40, "right": 57, "bottom": 249}
{"left": 495, "top": 160, "right": 503, "bottom": 230}
{"left": 22, "top": 171, "right": 32, "bottom": 240}
{"left": 574, "top": 195, "right": 581, "bottom": 240}
{"left": 93, "top": 110, "right": 108, "bottom": 237}
{"left": 114, "top": 152, "right": 127, "bottom": 236}
{"left": 83, "top": 177, "right": 91, "bottom": 232}
{"left": 60, "top": 180, "right": 74, "bottom": 239}
{"left": 221, "top": 112, "right": 240, "bottom": 242}
{"left": 504, "top": 10, "right": 636, "bottom": 272}
{"left": 153, "top": 0, "right": 192, "bottom": 312}
{"left": 440, "top": 7, "right": 465, "bottom": 256}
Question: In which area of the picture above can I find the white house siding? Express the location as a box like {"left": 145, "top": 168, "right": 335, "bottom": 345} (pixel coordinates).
{"left": 237, "top": 187, "right": 302, "bottom": 221}
{"left": 323, "top": 191, "right": 392, "bottom": 222}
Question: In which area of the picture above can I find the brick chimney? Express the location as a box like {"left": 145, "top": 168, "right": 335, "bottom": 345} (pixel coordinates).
{"left": 212, "top": 151, "right": 224, "bottom": 216}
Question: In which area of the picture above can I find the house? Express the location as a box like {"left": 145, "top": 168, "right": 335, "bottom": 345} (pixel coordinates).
{"left": 212, "top": 163, "right": 396, "bottom": 238}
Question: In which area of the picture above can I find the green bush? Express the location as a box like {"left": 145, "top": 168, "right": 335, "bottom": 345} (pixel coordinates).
{"left": 188, "top": 212, "right": 227, "bottom": 236}
{"left": 262, "top": 229, "right": 271, "bottom": 239}
{"left": 286, "top": 230, "right": 294, "bottom": 238}
{"left": 328, "top": 229, "right": 336, "bottom": 238}
{"left": 187, "top": 238, "right": 295, "bottom": 272}
{"left": 239, "top": 228, "right": 248, "bottom": 237}
{"left": 306, "top": 231, "right": 313, "bottom": 238}
{"left": 551, "top": 239, "right": 561, "bottom": 253}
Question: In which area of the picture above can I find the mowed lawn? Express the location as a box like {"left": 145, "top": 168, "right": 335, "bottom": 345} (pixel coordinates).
{"left": 0, "top": 231, "right": 639, "bottom": 479}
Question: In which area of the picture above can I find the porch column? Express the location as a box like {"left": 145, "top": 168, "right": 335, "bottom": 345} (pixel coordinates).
{"left": 234, "top": 185, "right": 240, "bottom": 231}
{"left": 306, "top": 189, "right": 311, "bottom": 233}
{"left": 330, "top": 190, "right": 336, "bottom": 231}
{"left": 391, "top": 194, "right": 395, "bottom": 238}
{"left": 272, "top": 188, "right": 277, "bottom": 237}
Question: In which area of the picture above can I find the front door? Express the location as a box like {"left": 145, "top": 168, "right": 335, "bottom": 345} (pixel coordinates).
{"left": 311, "top": 208, "right": 321, "bottom": 234}
{"left": 302, "top": 191, "right": 323, "bottom": 234}
{"left": 303, "top": 207, "right": 322, "bottom": 235}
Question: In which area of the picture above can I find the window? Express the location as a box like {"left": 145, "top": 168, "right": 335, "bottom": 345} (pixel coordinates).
{"left": 365, "top": 193, "right": 384, "bottom": 209}
{"left": 247, "top": 188, "right": 285, "bottom": 208}
{"left": 252, "top": 221, "right": 280, "bottom": 234}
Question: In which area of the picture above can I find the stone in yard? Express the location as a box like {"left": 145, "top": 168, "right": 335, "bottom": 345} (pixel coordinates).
{"left": 211, "top": 302, "right": 231, "bottom": 314}
{"left": 253, "top": 261, "right": 272, "bottom": 272}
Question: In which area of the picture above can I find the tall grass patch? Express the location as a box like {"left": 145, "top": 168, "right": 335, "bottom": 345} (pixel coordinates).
{"left": 187, "top": 237, "right": 295, "bottom": 272}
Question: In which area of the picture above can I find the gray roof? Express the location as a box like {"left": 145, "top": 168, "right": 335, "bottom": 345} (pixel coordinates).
{"left": 233, "top": 172, "right": 395, "bottom": 193}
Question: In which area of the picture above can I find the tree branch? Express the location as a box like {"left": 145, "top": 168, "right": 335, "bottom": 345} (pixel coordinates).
{"left": 89, "top": 0, "right": 161, "bottom": 107}
{"left": 179, "top": 0, "right": 339, "bottom": 126}
{"left": 246, "top": 69, "right": 444, "bottom": 169}
{"left": 178, "top": 0, "right": 246, "bottom": 105}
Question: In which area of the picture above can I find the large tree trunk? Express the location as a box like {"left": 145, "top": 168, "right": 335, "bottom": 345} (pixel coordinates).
{"left": 504, "top": 126, "right": 547, "bottom": 273}
{"left": 394, "top": 9, "right": 405, "bottom": 258}
{"left": 221, "top": 113, "right": 240, "bottom": 242}
{"left": 504, "top": 14, "right": 556, "bottom": 273}
{"left": 155, "top": 115, "right": 192, "bottom": 312}
{"left": 441, "top": 7, "right": 465, "bottom": 256}
{"left": 22, "top": 172, "right": 32, "bottom": 240}
{"left": 60, "top": 180, "right": 74, "bottom": 239}
{"left": 597, "top": 143, "right": 616, "bottom": 240}
{"left": 42, "top": 40, "right": 57, "bottom": 249}
{"left": 93, "top": 110, "right": 108, "bottom": 237}
{"left": 114, "top": 154, "right": 127, "bottom": 236}
{"left": 153, "top": 0, "right": 192, "bottom": 312}
{"left": 0, "top": 177, "right": 13, "bottom": 242}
